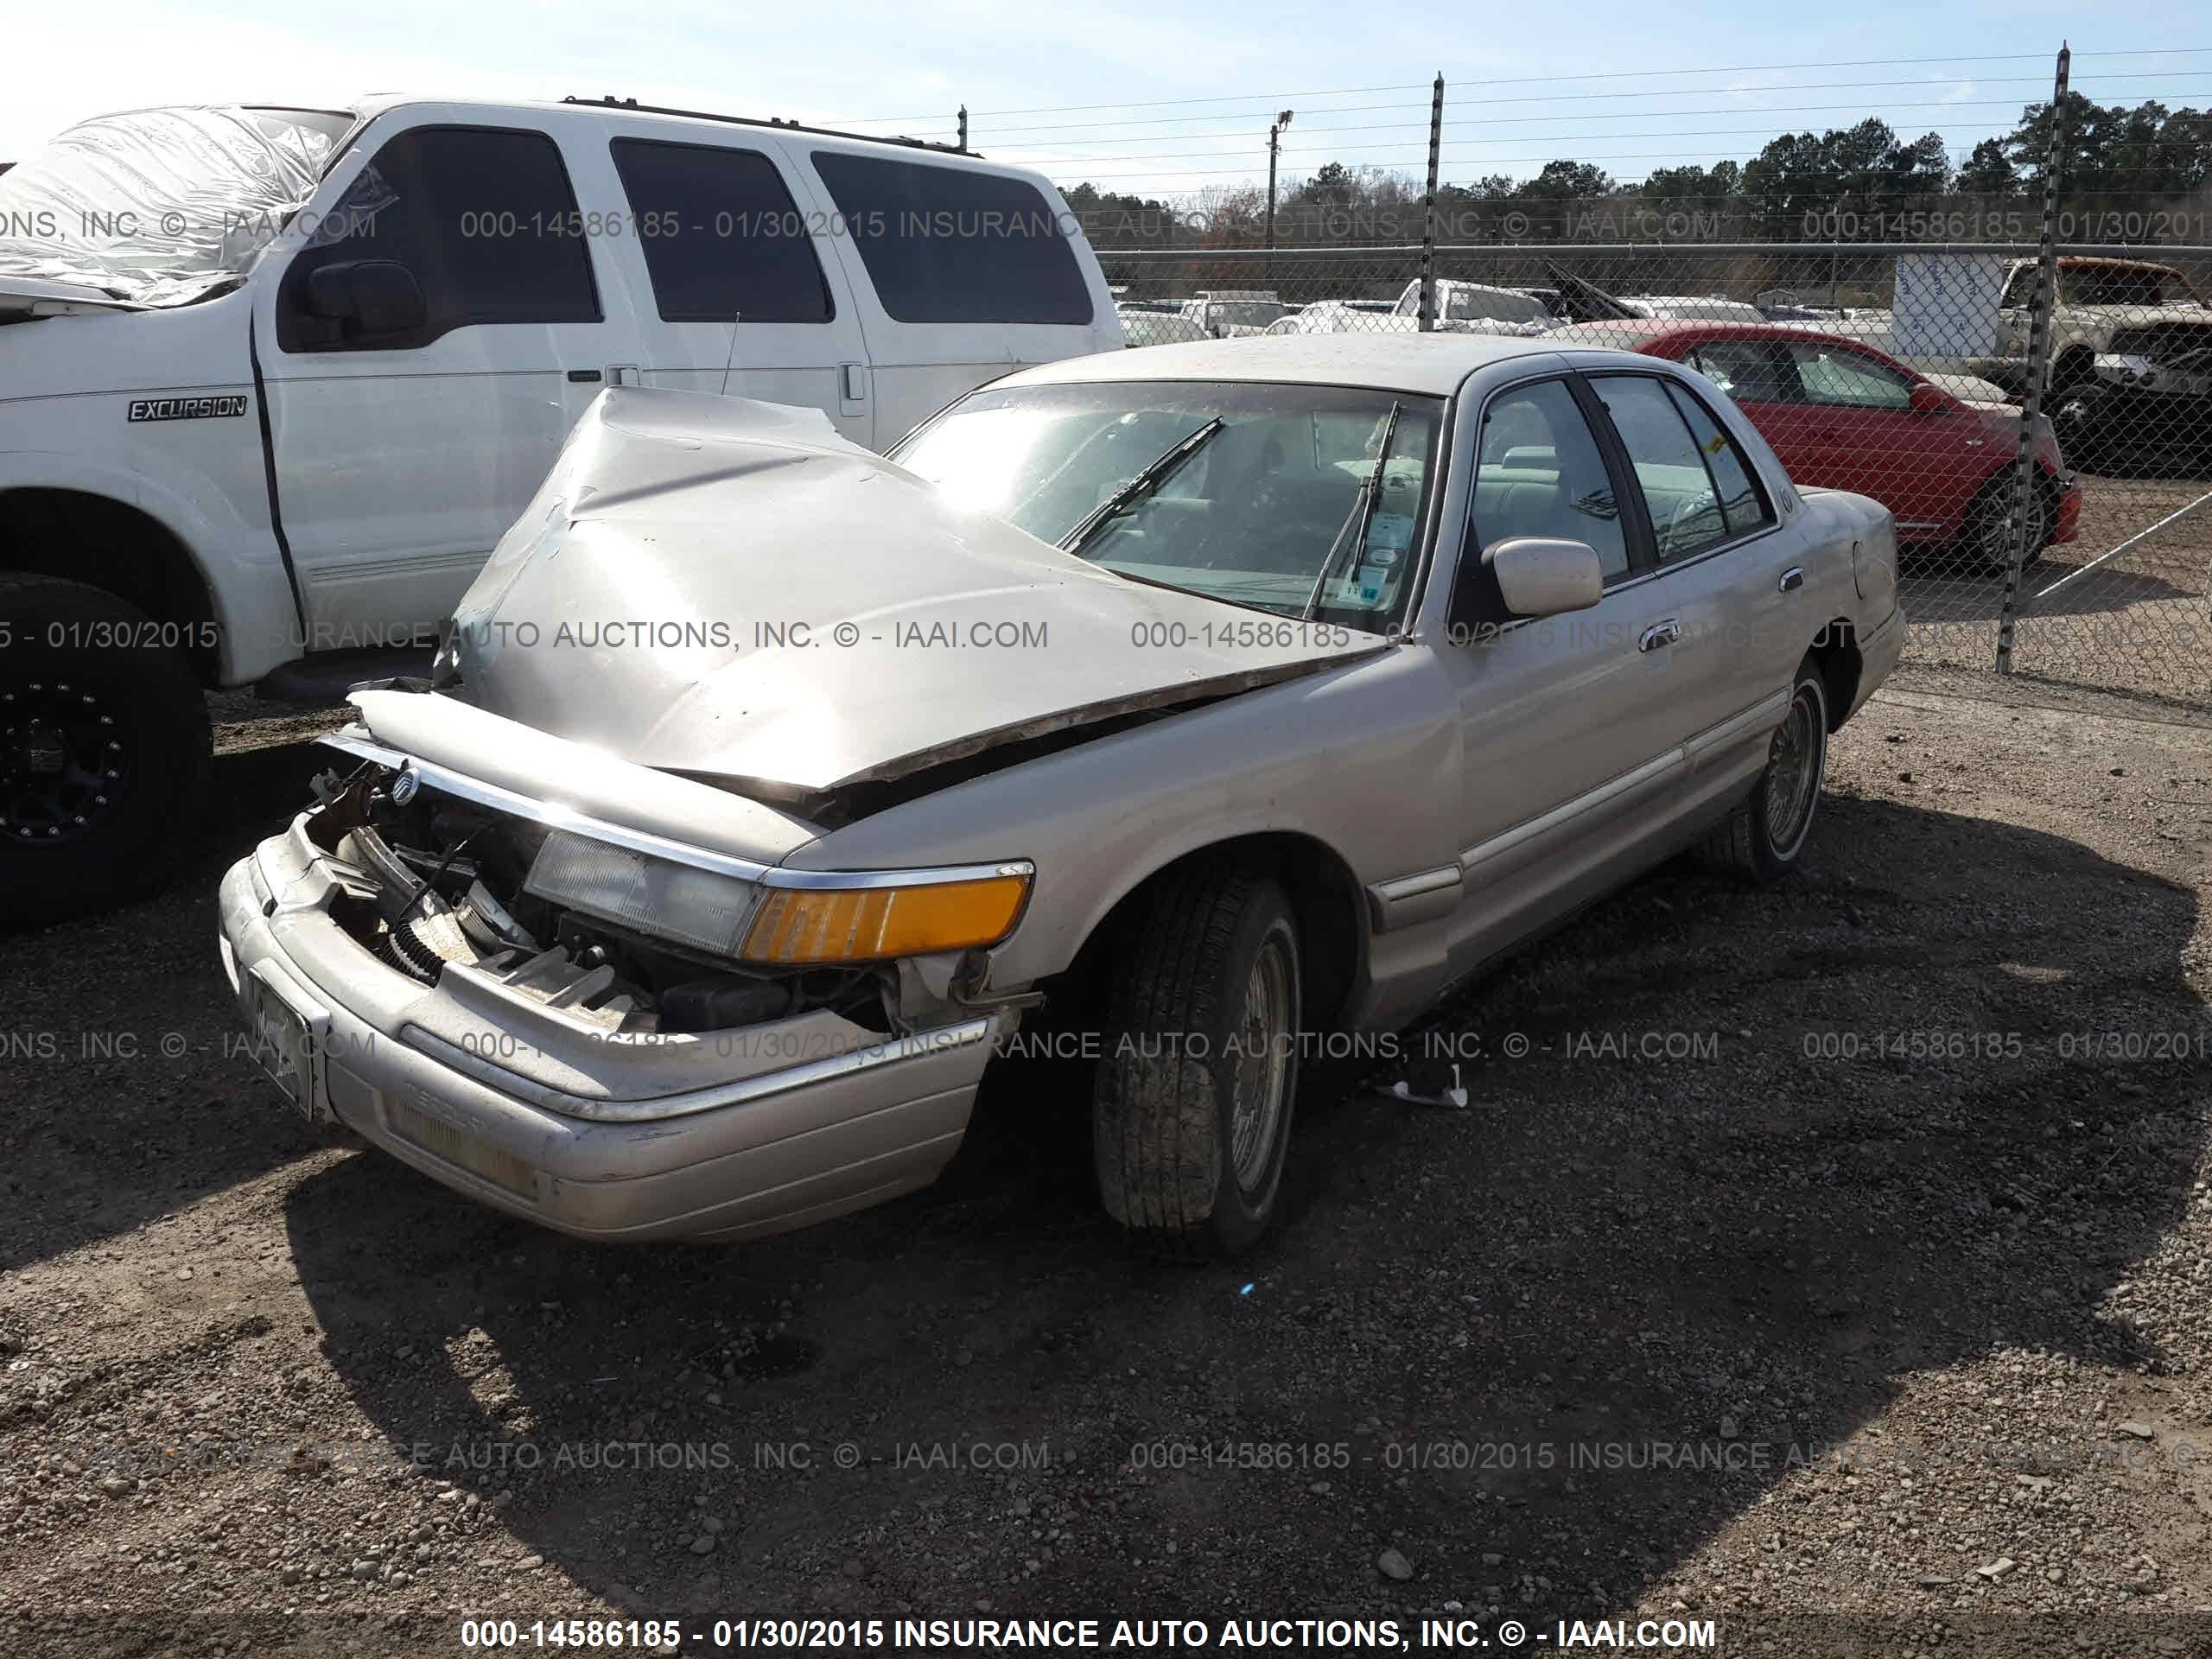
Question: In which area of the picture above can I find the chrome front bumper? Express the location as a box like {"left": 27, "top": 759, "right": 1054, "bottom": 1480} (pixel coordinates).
{"left": 217, "top": 817, "right": 1011, "bottom": 1242}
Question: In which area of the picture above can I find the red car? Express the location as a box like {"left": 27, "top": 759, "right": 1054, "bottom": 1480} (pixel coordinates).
{"left": 1560, "top": 321, "right": 2080, "bottom": 571}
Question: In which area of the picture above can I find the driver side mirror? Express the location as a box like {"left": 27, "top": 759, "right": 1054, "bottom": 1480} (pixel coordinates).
{"left": 1907, "top": 380, "right": 1951, "bottom": 416}
{"left": 1449, "top": 535, "right": 1605, "bottom": 637}
{"left": 302, "top": 259, "right": 427, "bottom": 340}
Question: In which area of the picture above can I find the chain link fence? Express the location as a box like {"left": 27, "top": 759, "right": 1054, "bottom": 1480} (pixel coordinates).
{"left": 1101, "top": 236, "right": 2212, "bottom": 709}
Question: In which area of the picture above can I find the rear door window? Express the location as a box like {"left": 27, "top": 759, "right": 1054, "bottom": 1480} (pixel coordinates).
{"left": 1586, "top": 374, "right": 1733, "bottom": 563}
{"left": 809, "top": 151, "right": 1093, "bottom": 325}
{"left": 608, "top": 139, "right": 834, "bottom": 322}
{"left": 1662, "top": 383, "right": 1772, "bottom": 539}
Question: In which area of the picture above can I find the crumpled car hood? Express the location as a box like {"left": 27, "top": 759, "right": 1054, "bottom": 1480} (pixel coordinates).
{"left": 450, "top": 390, "right": 1390, "bottom": 797}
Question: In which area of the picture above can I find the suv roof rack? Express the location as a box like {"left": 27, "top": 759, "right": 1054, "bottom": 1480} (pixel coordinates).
{"left": 561, "top": 95, "right": 972, "bottom": 156}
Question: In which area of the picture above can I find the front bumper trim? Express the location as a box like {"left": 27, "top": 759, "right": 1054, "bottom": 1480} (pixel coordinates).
{"left": 404, "top": 1014, "right": 999, "bottom": 1124}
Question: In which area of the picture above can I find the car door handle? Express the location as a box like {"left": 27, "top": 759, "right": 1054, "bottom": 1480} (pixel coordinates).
{"left": 1778, "top": 566, "right": 1805, "bottom": 594}
{"left": 607, "top": 364, "right": 641, "bottom": 387}
{"left": 1638, "top": 619, "right": 1681, "bottom": 652}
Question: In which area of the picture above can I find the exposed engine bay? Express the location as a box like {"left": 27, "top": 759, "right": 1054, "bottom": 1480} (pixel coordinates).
{"left": 299, "top": 763, "right": 898, "bottom": 1039}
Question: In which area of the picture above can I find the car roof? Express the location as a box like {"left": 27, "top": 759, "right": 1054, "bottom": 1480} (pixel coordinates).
{"left": 1561, "top": 318, "right": 1924, "bottom": 372}
{"left": 995, "top": 333, "right": 1582, "bottom": 396}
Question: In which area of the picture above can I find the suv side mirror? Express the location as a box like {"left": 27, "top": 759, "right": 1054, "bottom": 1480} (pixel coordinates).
{"left": 302, "top": 260, "right": 427, "bottom": 340}
{"left": 1449, "top": 535, "right": 1605, "bottom": 637}
{"left": 1907, "top": 380, "right": 1950, "bottom": 416}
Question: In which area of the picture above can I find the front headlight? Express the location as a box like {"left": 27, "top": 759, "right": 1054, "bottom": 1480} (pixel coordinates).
{"left": 525, "top": 830, "right": 761, "bottom": 957}
{"left": 524, "top": 830, "right": 1032, "bottom": 966}
{"left": 741, "top": 868, "right": 1032, "bottom": 965}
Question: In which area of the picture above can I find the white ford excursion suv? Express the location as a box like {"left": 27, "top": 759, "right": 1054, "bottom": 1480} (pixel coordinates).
{"left": 0, "top": 98, "right": 1121, "bottom": 924}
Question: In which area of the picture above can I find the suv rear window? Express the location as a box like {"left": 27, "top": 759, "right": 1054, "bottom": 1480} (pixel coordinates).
{"left": 609, "top": 139, "right": 833, "bottom": 323}
{"left": 809, "top": 151, "right": 1093, "bottom": 326}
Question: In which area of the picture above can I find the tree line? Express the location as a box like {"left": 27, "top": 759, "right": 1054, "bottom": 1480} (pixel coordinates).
{"left": 1064, "top": 95, "right": 2211, "bottom": 250}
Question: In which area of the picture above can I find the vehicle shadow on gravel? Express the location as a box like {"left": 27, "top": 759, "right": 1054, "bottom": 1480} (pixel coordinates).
{"left": 1, "top": 736, "right": 332, "bottom": 1272}
{"left": 281, "top": 792, "right": 2208, "bottom": 1627}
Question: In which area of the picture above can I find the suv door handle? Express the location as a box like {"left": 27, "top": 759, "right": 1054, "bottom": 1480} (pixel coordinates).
{"left": 607, "top": 364, "right": 641, "bottom": 387}
{"left": 1778, "top": 566, "right": 1805, "bottom": 593}
{"left": 1638, "top": 619, "right": 1681, "bottom": 652}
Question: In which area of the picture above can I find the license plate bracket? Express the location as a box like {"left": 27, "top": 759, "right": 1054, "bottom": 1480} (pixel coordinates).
{"left": 245, "top": 963, "right": 334, "bottom": 1126}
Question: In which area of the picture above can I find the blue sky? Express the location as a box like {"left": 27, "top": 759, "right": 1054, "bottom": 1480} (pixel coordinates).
{"left": 10, "top": 1, "right": 2211, "bottom": 195}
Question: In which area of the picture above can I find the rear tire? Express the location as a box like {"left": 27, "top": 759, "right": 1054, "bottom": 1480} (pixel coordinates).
{"left": 1092, "top": 864, "right": 1301, "bottom": 1258}
{"left": 0, "top": 575, "right": 212, "bottom": 928}
{"left": 1700, "top": 657, "right": 1828, "bottom": 882}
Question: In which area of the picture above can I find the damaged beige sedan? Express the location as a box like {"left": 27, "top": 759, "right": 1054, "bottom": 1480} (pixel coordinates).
{"left": 219, "top": 334, "right": 1904, "bottom": 1255}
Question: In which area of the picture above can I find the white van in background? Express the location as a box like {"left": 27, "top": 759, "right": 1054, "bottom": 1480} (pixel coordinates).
{"left": 0, "top": 97, "right": 1121, "bottom": 921}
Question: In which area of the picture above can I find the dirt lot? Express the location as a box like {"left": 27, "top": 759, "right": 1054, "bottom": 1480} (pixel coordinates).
{"left": 4, "top": 668, "right": 2212, "bottom": 1658}
{"left": 1901, "top": 469, "right": 2212, "bottom": 709}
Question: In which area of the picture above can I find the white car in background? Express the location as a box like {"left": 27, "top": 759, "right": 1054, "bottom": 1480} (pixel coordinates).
{"left": 1267, "top": 299, "right": 1402, "bottom": 334}
{"left": 1389, "top": 278, "right": 1554, "bottom": 333}
{"left": 1179, "top": 291, "right": 1289, "bottom": 337}
{"left": 1119, "top": 307, "right": 1210, "bottom": 348}
{"left": 1624, "top": 295, "right": 1770, "bottom": 324}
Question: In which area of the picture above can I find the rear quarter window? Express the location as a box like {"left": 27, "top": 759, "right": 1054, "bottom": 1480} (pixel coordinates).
{"left": 809, "top": 151, "right": 1093, "bottom": 326}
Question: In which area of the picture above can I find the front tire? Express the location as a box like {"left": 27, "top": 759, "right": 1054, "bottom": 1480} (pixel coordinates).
{"left": 1092, "top": 865, "right": 1301, "bottom": 1258}
{"left": 1960, "top": 478, "right": 2052, "bottom": 575}
{"left": 1700, "top": 657, "right": 1828, "bottom": 881}
{"left": 0, "top": 575, "right": 212, "bottom": 928}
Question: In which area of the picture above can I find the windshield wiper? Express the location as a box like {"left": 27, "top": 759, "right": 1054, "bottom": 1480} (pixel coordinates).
{"left": 1058, "top": 417, "right": 1225, "bottom": 559}
{"left": 1301, "top": 401, "right": 1402, "bottom": 620}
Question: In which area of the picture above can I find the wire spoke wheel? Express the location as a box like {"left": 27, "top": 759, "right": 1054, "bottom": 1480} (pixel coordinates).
{"left": 1763, "top": 685, "right": 1823, "bottom": 855}
{"left": 1230, "top": 935, "right": 1294, "bottom": 1192}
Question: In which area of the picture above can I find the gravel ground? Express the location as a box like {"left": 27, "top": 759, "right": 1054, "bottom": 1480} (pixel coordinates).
{"left": 3, "top": 667, "right": 2211, "bottom": 1659}
{"left": 1901, "top": 469, "right": 2212, "bottom": 709}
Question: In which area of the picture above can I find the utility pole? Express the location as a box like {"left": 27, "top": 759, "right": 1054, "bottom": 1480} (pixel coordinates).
{"left": 1996, "top": 41, "right": 2070, "bottom": 677}
{"left": 1419, "top": 75, "right": 1444, "bottom": 331}
{"left": 1266, "top": 109, "right": 1294, "bottom": 282}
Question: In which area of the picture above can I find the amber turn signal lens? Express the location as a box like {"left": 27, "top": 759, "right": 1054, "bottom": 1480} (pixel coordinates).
{"left": 741, "top": 871, "right": 1031, "bottom": 964}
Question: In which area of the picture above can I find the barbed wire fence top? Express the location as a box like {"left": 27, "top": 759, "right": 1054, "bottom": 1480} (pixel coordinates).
{"left": 842, "top": 45, "right": 2212, "bottom": 709}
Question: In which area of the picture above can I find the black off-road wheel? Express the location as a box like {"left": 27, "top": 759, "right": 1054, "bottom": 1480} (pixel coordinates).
{"left": 0, "top": 575, "right": 212, "bottom": 929}
{"left": 1700, "top": 656, "right": 1829, "bottom": 882}
{"left": 1092, "top": 864, "right": 1302, "bottom": 1259}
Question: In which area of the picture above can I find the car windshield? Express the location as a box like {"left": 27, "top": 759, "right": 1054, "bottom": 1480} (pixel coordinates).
{"left": 894, "top": 379, "right": 1445, "bottom": 628}
{"left": 0, "top": 105, "right": 352, "bottom": 305}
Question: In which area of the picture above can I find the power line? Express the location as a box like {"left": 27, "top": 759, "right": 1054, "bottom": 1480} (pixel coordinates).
{"left": 831, "top": 47, "right": 2212, "bottom": 124}
{"left": 951, "top": 70, "right": 2212, "bottom": 138}
{"left": 1052, "top": 137, "right": 2212, "bottom": 183}
{"left": 1009, "top": 123, "right": 2165, "bottom": 169}
{"left": 1008, "top": 98, "right": 2179, "bottom": 151}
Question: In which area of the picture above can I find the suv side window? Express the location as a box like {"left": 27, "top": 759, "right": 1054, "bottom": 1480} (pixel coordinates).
{"left": 1586, "top": 374, "right": 1735, "bottom": 563}
{"left": 278, "top": 125, "right": 600, "bottom": 353}
{"left": 808, "top": 151, "right": 1093, "bottom": 325}
{"left": 1469, "top": 378, "right": 1630, "bottom": 581}
{"left": 1784, "top": 341, "right": 1915, "bottom": 410}
{"left": 608, "top": 139, "right": 833, "bottom": 322}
